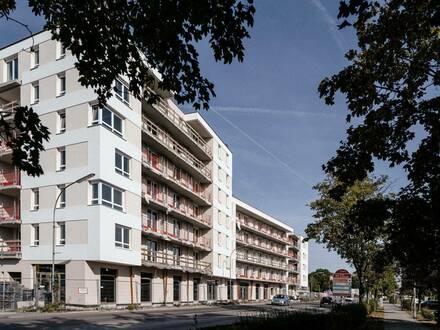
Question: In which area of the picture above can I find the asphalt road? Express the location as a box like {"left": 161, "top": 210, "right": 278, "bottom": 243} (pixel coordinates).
{"left": 0, "top": 302, "right": 323, "bottom": 330}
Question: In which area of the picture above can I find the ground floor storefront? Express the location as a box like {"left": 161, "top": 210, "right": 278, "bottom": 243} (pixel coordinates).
{"left": 1, "top": 261, "right": 292, "bottom": 307}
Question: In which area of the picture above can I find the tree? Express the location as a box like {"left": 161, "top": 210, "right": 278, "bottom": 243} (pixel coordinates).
{"left": 306, "top": 176, "right": 391, "bottom": 303}
{"left": 308, "top": 268, "right": 332, "bottom": 292}
{"left": 0, "top": 0, "right": 255, "bottom": 175}
{"left": 318, "top": 0, "right": 440, "bottom": 306}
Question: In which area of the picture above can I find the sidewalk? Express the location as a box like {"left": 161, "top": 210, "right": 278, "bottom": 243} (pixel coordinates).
{"left": 384, "top": 303, "right": 432, "bottom": 330}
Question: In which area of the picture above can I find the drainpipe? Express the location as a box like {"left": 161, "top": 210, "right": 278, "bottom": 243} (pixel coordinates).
{"left": 163, "top": 270, "right": 167, "bottom": 306}
{"left": 130, "top": 266, "right": 134, "bottom": 305}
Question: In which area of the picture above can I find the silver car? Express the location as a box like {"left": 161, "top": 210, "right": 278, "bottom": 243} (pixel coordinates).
{"left": 271, "top": 294, "right": 290, "bottom": 306}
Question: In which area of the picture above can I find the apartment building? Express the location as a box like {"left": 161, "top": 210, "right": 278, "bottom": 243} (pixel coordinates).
{"left": 298, "top": 236, "right": 309, "bottom": 292}
{"left": 0, "top": 31, "right": 304, "bottom": 307}
{"left": 233, "top": 197, "right": 300, "bottom": 301}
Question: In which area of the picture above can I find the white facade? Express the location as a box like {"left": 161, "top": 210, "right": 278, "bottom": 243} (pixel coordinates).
{"left": 0, "top": 31, "right": 306, "bottom": 306}
{"left": 298, "top": 235, "right": 309, "bottom": 291}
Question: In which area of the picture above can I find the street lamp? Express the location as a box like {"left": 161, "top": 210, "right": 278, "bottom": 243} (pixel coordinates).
{"left": 51, "top": 173, "right": 95, "bottom": 303}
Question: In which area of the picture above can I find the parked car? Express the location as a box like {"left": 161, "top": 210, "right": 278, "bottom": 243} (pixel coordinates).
{"left": 320, "top": 296, "right": 333, "bottom": 307}
{"left": 288, "top": 295, "right": 298, "bottom": 304}
{"left": 271, "top": 294, "right": 290, "bottom": 306}
{"left": 421, "top": 300, "right": 439, "bottom": 311}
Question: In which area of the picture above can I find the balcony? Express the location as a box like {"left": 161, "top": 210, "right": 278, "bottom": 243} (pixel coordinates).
{"left": 0, "top": 168, "right": 20, "bottom": 197}
{"left": 236, "top": 273, "right": 286, "bottom": 284}
{"left": 237, "top": 217, "right": 289, "bottom": 245}
{"left": 142, "top": 148, "right": 211, "bottom": 206}
{"left": 142, "top": 182, "right": 211, "bottom": 228}
{"left": 142, "top": 116, "right": 211, "bottom": 183}
{"left": 0, "top": 240, "right": 21, "bottom": 259}
{"left": 142, "top": 214, "right": 211, "bottom": 251}
{"left": 236, "top": 235, "right": 288, "bottom": 258}
{"left": 287, "top": 251, "right": 299, "bottom": 261}
{"left": 287, "top": 277, "right": 298, "bottom": 286}
{"left": 141, "top": 249, "right": 211, "bottom": 274}
{"left": 288, "top": 264, "right": 299, "bottom": 273}
{"left": 144, "top": 98, "right": 212, "bottom": 160}
{"left": 236, "top": 251, "right": 287, "bottom": 271}
{"left": 0, "top": 201, "right": 20, "bottom": 224}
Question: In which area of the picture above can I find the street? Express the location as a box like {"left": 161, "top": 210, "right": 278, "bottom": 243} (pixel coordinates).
{"left": 0, "top": 302, "right": 322, "bottom": 330}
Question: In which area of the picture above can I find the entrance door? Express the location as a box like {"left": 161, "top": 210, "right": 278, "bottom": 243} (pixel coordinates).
{"left": 141, "top": 273, "right": 152, "bottom": 302}
{"left": 239, "top": 282, "right": 249, "bottom": 301}
{"left": 173, "top": 276, "right": 181, "bottom": 302}
{"left": 100, "top": 269, "right": 117, "bottom": 303}
{"left": 264, "top": 284, "right": 269, "bottom": 300}
{"left": 255, "top": 284, "right": 260, "bottom": 300}
{"left": 193, "top": 278, "right": 200, "bottom": 301}
{"left": 35, "top": 264, "right": 65, "bottom": 302}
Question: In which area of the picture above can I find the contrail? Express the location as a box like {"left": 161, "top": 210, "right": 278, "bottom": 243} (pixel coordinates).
{"left": 211, "top": 108, "right": 313, "bottom": 188}
{"left": 212, "top": 106, "right": 341, "bottom": 118}
{"left": 308, "top": 0, "right": 348, "bottom": 53}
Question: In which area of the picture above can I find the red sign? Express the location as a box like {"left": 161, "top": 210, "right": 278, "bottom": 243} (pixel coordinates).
{"left": 333, "top": 269, "right": 352, "bottom": 297}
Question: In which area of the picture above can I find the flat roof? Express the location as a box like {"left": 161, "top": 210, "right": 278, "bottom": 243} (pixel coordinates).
{"left": 233, "top": 196, "right": 294, "bottom": 233}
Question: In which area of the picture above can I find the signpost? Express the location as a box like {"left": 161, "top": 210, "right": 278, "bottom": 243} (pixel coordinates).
{"left": 332, "top": 269, "right": 352, "bottom": 298}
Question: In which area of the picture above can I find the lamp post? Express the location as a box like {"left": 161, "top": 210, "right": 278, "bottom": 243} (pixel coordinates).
{"left": 51, "top": 173, "right": 94, "bottom": 303}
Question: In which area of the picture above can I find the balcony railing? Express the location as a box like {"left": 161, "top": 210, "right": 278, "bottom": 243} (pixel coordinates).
{"left": 0, "top": 202, "right": 20, "bottom": 223}
{"left": 142, "top": 214, "right": 211, "bottom": 250}
{"left": 288, "top": 264, "right": 299, "bottom": 273}
{"left": 0, "top": 168, "right": 20, "bottom": 187}
{"left": 141, "top": 249, "right": 211, "bottom": 273}
{"left": 236, "top": 273, "right": 286, "bottom": 284}
{"left": 0, "top": 101, "right": 19, "bottom": 119}
{"left": 236, "top": 252, "right": 287, "bottom": 270}
{"left": 237, "top": 217, "right": 289, "bottom": 244}
{"left": 142, "top": 181, "right": 211, "bottom": 227}
{"left": 288, "top": 251, "right": 298, "bottom": 260}
{"left": 236, "top": 235, "right": 288, "bottom": 257}
{"left": 142, "top": 148, "right": 211, "bottom": 204}
{"left": 0, "top": 240, "right": 21, "bottom": 258}
{"left": 150, "top": 98, "right": 211, "bottom": 157}
{"left": 142, "top": 116, "right": 211, "bottom": 181}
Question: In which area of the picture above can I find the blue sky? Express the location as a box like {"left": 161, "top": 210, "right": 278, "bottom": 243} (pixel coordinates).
{"left": 0, "top": 1, "right": 405, "bottom": 273}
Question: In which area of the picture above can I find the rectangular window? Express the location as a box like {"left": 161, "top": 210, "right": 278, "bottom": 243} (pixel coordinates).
{"left": 57, "top": 73, "right": 66, "bottom": 96}
{"left": 114, "top": 79, "right": 129, "bottom": 105}
{"left": 115, "top": 224, "right": 130, "bottom": 249}
{"left": 91, "top": 105, "right": 123, "bottom": 136}
{"left": 115, "top": 150, "right": 130, "bottom": 177}
{"left": 57, "top": 110, "right": 66, "bottom": 133}
{"left": 32, "top": 224, "right": 39, "bottom": 246}
{"left": 57, "top": 41, "right": 66, "bottom": 59}
{"left": 31, "top": 48, "right": 39, "bottom": 68}
{"left": 7, "top": 57, "right": 18, "bottom": 81}
{"left": 90, "top": 181, "right": 124, "bottom": 210}
{"left": 31, "top": 188, "right": 39, "bottom": 210}
{"left": 57, "top": 222, "right": 66, "bottom": 245}
{"left": 31, "top": 82, "right": 39, "bottom": 104}
{"left": 58, "top": 184, "right": 66, "bottom": 208}
{"left": 57, "top": 147, "right": 66, "bottom": 171}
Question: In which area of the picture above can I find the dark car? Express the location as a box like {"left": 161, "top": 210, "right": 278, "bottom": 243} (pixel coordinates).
{"left": 320, "top": 296, "right": 333, "bottom": 307}
{"left": 421, "top": 300, "right": 439, "bottom": 311}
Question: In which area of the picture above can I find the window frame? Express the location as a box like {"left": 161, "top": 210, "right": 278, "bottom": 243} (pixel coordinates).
{"left": 91, "top": 105, "right": 124, "bottom": 137}
{"left": 57, "top": 184, "right": 66, "bottom": 208}
{"left": 31, "top": 48, "right": 39, "bottom": 69}
{"left": 57, "top": 221, "right": 66, "bottom": 245}
{"left": 57, "top": 41, "right": 66, "bottom": 60}
{"left": 57, "top": 73, "right": 66, "bottom": 96}
{"left": 57, "top": 110, "right": 66, "bottom": 134}
{"left": 90, "top": 181, "right": 124, "bottom": 211}
{"left": 115, "top": 224, "right": 130, "bottom": 249}
{"left": 31, "top": 188, "right": 39, "bottom": 211}
{"left": 6, "top": 57, "right": 18, "bottom": 81}
{"left": 114, "top": 79, "right": 130, "bottom": 105}
{"left": 32, "top": 224, "right": 40, "bottom": 246}
{"left": 57, "top": 147, "right": 66, "bottom": 171}
{"left": 115, "top": 150, "right": 130, "bottom": 177}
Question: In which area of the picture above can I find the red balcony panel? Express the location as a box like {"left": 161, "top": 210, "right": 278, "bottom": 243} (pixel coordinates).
{"left": 0, "top": 168, "right": 20, "bottom": 187}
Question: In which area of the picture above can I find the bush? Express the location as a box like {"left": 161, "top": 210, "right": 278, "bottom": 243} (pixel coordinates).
{"left": 127, "top": 303, "right": 139, "bottom": 310}
{"left": 401, "top": 299, "right": 412, "bottom": 311}
{"left": 41, "top": 302, "right": 64, "bottom": 312}
{"left": 366, "top": 299, "right": 378, "bottom": 313}
{"left": 421, "top": 308, "right": 436, "bottom": 321}
{"left": 211, "top": 304, "right": 368, "bottom": 330}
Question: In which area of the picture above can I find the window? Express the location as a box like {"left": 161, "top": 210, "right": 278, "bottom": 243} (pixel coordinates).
{"left": 173, "top": 219, "right": 181, "bottom": 237}
{"left": 57, "top": 110, "right": 66, "bottom": 133}
{"left": 115, "top": 224, "right": 130, "bottom": 249}
{"left": 32, "top": 224, "right": 39, "bottom": 246}
{"left": 57, "top": 222, "right": 66, "bottom": 245}
{"left": 31, "top": 82, "right": 39, "bottom": 104}
{"left": 91, "top": 105, "right": 123, "bottom": 136}
{"left": 6, "top": 57, "right": 18, "bottom": 81}
{"left": 115, "top": 150, "right": 130, "bottom": 177}
{"left": 57, "top": 185, "right": 66, "bottom": 208}
{"left": 57, "top": 41, "right": 66, "bottom": 59}
{"left": 31, "top": 48, "right": 39, "bottom": 68}
{"left": 57, "top": 147, "right": 66, "bottom": 171}
{"left": 114, "top": 79, "right": 129, "bottom": 105}
{"left": 57, "top": 73, "right": 66, "bottom": 96}
{"left": 90, "top": 181, "right": 123, "bottom": 210}
{"left": 31, "top": 188, "right": 39, "bottom": 210}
